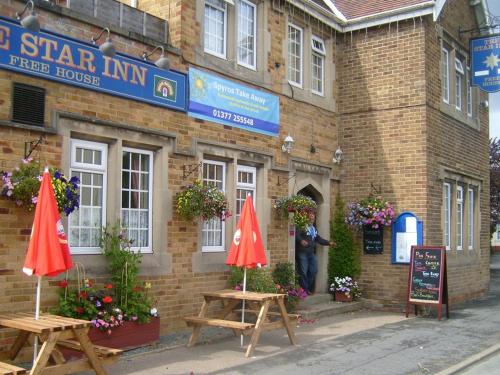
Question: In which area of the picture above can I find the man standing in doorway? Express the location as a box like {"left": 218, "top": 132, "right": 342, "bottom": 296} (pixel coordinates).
{"left": 295, "top": 211, "right": 334, "bottom": 295}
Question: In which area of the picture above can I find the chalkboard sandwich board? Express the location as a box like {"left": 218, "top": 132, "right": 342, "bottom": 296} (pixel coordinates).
{"left": 406, "top": 246, "right": 449, "bottom": 320}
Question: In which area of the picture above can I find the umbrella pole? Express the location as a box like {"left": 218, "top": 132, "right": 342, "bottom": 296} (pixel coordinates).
{"left": 33, "top": 275, "right": 41, "bottom": 361}
{"left": 241, "top": 268, "right": 247, "bottom": 347}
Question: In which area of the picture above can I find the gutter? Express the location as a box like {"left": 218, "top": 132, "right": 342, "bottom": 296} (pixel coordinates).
{"left": 289, "top": 0, "right": 438, "bottom": 33}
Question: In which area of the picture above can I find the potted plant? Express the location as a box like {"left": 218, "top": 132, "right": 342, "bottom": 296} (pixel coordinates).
{"left": 54, "top": 224, "right": 159, "bottom": 353}
{"left": 345, "top": 195, "right": 395, "bottom": 229}
{"left": 1, "top": 157, "right": 79, "bottom": 216}
{"left": 176, "top": 180, "right": 231, "bottom": 221}
{"left": 274, "top": 194, "right": 317, "bottom": 230}
{"left": 329, "top": 276, "right": 361, "bottom": 302}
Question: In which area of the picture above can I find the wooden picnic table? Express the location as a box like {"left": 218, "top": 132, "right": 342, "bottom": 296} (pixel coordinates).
{"left": 184, "top": 289, "right": 298, "bottom": 357}
{"left": 0, "top": 313, "right": 121, "bottom": 375}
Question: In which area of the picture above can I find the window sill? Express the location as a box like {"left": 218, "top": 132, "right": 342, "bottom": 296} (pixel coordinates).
{"left": 440, "top": 102, "right": 480, "bottom": 130}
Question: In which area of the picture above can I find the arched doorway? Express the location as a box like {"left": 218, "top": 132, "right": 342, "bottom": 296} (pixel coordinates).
{"left": 295, "top": 184, "right": 328, "bottom": 293}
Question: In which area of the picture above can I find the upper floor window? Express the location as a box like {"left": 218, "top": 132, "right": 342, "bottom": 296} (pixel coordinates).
{"left": 497, "top": 224, "right": 500, "bottom": 240}
{"left": 202, "top": 160, "right": 226, "bottom": 252}
{"left": 442, "top": 47, "right": 450, "bottom": 103}
{"left": 288, "top": 23, "right": 303, "bottom": 87}
{"left": 204, "top": 0, "right": 227, "bottom": 58}
{"left": 237, "top": 0, "right": 256, "bottom": 69}
{"left": 455, "top": 58, "right": 464, "bottom": 111}
{"left": 311, "top": 36, "right": 325, "bottom": 96}
{"left": 467, "top": 65, "right": 473, "bottom": 117}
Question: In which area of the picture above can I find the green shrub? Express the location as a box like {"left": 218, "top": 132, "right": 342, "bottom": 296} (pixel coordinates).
{"left": 228, "top": 267, "right": 277, "bottom": 293}
{"left": 272, "top": 262, "right": 297, "bottom": 287}
{"left": 328, "top": 193, "right": 361, "bottom": 285}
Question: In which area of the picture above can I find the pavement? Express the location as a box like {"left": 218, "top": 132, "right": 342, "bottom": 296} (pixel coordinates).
{"left": 79, "top": 253, "right": 500, "bottom": 374}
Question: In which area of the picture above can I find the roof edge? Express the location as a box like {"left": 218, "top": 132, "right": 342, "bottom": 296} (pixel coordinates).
{"left": 322, "top": 0, "right": 347, "bottom": 22}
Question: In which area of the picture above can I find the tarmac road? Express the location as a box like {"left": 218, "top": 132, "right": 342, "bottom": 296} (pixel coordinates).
{"left": 83, "top": 254, "right": 500, "bottom": 375}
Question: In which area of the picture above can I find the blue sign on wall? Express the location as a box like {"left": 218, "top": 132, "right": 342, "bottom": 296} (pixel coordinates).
{"left": 470, "top": 35, "right": 500, "bottom": 93}
{"left": 188, "top": 68, "right": 280, "bottom": 136}
{"left": 391, "top": 212, "right": 423, "bottom": 264}
{"left": 0, "top": 17, "right": 187, "bottom": 111}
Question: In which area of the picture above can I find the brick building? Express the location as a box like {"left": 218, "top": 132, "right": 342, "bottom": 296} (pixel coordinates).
{"left": 0, "top": 0, "right": 490, "bottom": 337}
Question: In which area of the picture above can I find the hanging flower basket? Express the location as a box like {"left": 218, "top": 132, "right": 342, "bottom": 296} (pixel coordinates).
{"left": 345, "top": 195, "right": 395, "bottom": 229}
{"left": 1, "top": 158, "right": 79, "bottom": 216}
{"left": 274, "top": 194, "right": 317, "bottom": 230}
{"left": 175, "top": 180, "right": 231, "bottom": 221}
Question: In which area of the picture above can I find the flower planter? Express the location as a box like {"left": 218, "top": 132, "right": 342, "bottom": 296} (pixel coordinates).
{"left": 334, "top": 291, "right": 353, "bottom": 302}
{"left": 61, "top": 317, "right": 160, "bottom": 360}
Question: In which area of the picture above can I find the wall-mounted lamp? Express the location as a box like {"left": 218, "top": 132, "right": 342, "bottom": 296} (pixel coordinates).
{"left": 91, "top": 27, "right": 116, "bottom": 58}
{"left": 480, "top": 100, "right": 489, "bottom": 108}
{"left": 332, "top": 147, "right": 343, "bottom": 164}
{"left": 16, "top": 0, "right": 40, "bottom": 33}
{"left": 142, "top": 45, "right": 170, "bottom": 70}
{"left": 281, "top": 134, "right": 294, "bottom": 153}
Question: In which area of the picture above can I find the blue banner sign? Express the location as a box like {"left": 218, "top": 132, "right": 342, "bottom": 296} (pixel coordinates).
{"left": 188, "top": 67, "right": 279, "bottom": 136}
{"left": 0, "top": 18, "right": 187, "bottom": 111}
{"left": 470, "top": 35, "right": 500, "bottom": 93}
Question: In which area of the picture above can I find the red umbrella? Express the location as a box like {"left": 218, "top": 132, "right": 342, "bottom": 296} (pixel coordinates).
{"left": 226, "top": 195, "right": 266, "bottom": 345}
{"left": 226, "top": 195, "right": 267, "bottom": 269}
{"left": 23, "top": 169, "right": 73, "bottom": 357}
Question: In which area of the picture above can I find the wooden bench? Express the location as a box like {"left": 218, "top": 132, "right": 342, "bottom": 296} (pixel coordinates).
{"left": 0, "top": 362, "right": 26, "bottom": 375}
{"left": 235, "top": 309, "right": 300, "bottom": 320}
{"left": 56, "top": 339, "right": 123, "bottom": 359}
{"left": 184, "top": 316, "right": 254, "bottom": 334}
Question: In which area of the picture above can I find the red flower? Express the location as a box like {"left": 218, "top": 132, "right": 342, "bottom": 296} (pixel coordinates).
{"left": 58, "top": 280, "right": 68, "bottom": 288}
{"left": 102, "top": 296, "right": 113, "bottom": 304}
{"left": 78, "top": 291, "right": 88, "bottom": 299}
{"left": 133, "top": 286, "right": 142, "bottom": 292}
{"left": 75, "top": 307, "right": 85, "bottom": 314}
{"left": 104, "top": 284, "right": 113, "bottom": 289}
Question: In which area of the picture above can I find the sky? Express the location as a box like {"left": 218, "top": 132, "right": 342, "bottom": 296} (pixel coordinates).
{"left": 487, "top": 0, "right": 500, "bottom": 140}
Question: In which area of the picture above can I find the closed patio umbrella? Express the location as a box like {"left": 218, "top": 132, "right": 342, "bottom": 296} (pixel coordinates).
{"left": 23, "top": 169, "right": 74, "bottom": 356}
{"left": 226, "top": 195, "right": 267, "bottom": 345}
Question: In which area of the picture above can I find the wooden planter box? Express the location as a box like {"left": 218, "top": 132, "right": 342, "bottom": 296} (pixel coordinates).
{"left": 334, "top": 291, "right": 353, "bottom": 302}
{"left": 62, "top": 317, "right": 160, "bottom": 360}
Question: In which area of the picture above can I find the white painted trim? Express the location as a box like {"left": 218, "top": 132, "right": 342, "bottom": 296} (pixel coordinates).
{"left": 237, "top": 0, "right": 257, "bottom": 70}
{"left": 321, "top": 0, "right": 347, "bottom": 22}
{"left": 434, "top": 0, "right": 447, "bottom": 21}
{"left": 343, "top": 7, "right": 433, "bottom": 32}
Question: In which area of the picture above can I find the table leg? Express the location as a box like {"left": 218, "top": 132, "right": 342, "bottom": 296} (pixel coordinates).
{"left": 2, "top": 330, "right": 31, "bottom": 360}
{"left": 187, "top": 301, "right": 210, "bottom": 347}
{"left": 245, "top": 300, "right": 270, "bottom": 358}
{"left": 72, "top": 328, "right": 108, "bottom": 375}
{"left": 277, "top": 297, "right": 297, "bottom": 345}
{"left": 30, "top": 332, "right": 60, "bottom": 375}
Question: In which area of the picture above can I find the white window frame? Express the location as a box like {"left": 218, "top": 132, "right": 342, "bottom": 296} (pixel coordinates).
{"left": 468, "top": 188, "right": 474, "bottom": 250}
{"left": 311, "top": 35, "right": 325, "bottom": 96}
{"left": 497, "top": 224, "right": 500, "bottom": 240}
{"left": 455, "top": 58, "right": 464, "bottom": 111}
{"left": 287, "top": 23, "right": 303, "bottom": 88}
{"left": 457, "top": 186, "right": 463, "bottom": 251}
{"left": 467, "top": 65, "right": 473, "bottom": 117}
{"left": 236, "top": 165, "right": 256, "bottom": 223}
{"left": 444, "top": 183, "right": 451, "bottom": 250}
{"left": 237, "top": 0, "right": 257, "bottom": 70}
{"left": 121, "top": 147, "right": 153, "bottom": 254}
{"left": 442, "top": 48, "right": 450, "bottom": 104}
{"left": 69, "top": 139, "right": 108, "bottom": 255}
{"left": 202, "top": 160, "right": 226, "bottom": 252}
{"left": 204, "top": 0, "right": 227, "bottom": 59}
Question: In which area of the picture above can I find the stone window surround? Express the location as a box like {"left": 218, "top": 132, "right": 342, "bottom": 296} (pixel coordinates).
{"left": 284, "top": 15, "right": 336, "bottom": 112}
{"left": 439, "top": 30, "right": 480, "bottom": 130}
{"left": 191, "top": 143, "right": 271, "bottom": 273}
{"left": 441, "top": 169, "right": 480, "bottom": 255}
{"left": 57, "top": 114, "right": 173, "bottom": 276}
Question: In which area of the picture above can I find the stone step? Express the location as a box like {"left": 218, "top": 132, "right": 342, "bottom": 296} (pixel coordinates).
{"left": 297, "top": 294, "right": 364, "bottom": 320}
